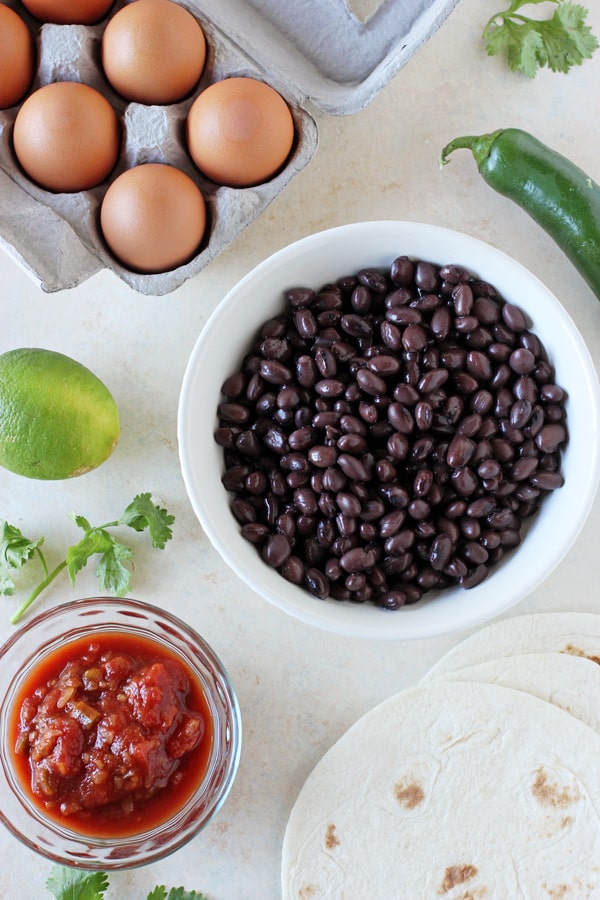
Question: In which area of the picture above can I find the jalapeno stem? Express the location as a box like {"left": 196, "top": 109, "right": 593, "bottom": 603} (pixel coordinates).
{"left": 440, "top": 130, "right": 504, "bottom": 168}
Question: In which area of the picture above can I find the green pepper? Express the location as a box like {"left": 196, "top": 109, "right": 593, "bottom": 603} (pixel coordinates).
{"left": 440, "top": 128, "right": 600, "bottom": 301}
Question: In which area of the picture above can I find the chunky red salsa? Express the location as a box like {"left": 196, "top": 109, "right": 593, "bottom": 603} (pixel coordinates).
{"left": 10, "top": 631, "right": 214, "bottom": 837}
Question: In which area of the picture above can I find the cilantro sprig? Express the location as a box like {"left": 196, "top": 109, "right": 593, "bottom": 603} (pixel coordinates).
{"left": 483, "top": 0, "right": 598, "bottom": 77}
{"left": 1, "top": 493, "right": 174, "bottom": 625}
{"left": 46, "top": 865, "right": 207, "bottom": 900}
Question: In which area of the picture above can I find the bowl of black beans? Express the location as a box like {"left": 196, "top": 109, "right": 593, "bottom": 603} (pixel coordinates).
{"left": 178, "top": 221, "right": 600, "bottom": 639}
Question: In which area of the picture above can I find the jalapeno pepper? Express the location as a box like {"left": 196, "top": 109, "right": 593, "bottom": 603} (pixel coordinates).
{"left": 440, "top": 128, "right": 600, "bottom": 301}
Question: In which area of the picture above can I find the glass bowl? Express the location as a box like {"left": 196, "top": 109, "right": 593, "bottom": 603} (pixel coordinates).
{"left": 0, "top": 596, "right": 242, "bottom": 869}
{"left": 177, "top": 220, "right": 600, "bottom": 641}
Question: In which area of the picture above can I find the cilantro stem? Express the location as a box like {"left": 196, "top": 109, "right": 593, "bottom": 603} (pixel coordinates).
{"left": 36, "top": 546, "right": 49, "bottom": 579}
{"left": 10, "top": 559, "right": 67, "bottom": 625}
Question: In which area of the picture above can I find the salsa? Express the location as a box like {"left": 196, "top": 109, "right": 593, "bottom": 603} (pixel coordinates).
{"left": 10, "top": 631, "right": 214, "bottom": 837}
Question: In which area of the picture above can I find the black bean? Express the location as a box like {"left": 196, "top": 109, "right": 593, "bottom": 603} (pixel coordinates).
{"left": 541, "top": 384, "right": 565, "bottom": 403}
{"left": 315, "top": 378, "right": 345, "bottom": 398}
{"left": 466, "top": 350, "right": 492, "bottom": 381}
{"left": 414, "top": 261, "right": 439, "bottom": 292}
{"left": 509, "top": 348, "right": 536, "bottom": 375}
{"left": 222, "top": 371, "right": 246, "bottom": 398}
{"left": 402, "top": 324, "right": 429, "bottom": 352}
{"left": 502, "top": 303, "right": 528, "bottom": 332}
{"left": 386, "top": 287, "right": 411, "bottom": 307}
{"left": 231, "top": 498, "right": 257, "bottom": 524}
{"left": 447, "top": 434, "right": 476, "bottom": 468}
{"left": 337, "top": 453, "right": 371, "bottom": 481}
{"left": 473, "top": 296, "right": 501, "bottom": 324}
{"left": 308, "top": 445, "right": 338, "bottom": 468}
{"left": 218, "top": 402, "right": 250, "bottom": 424}
{"left": 386, "top": 307, "right": 423, "bottom": 325}
{"left": 367, "top": 354, "right": 401, "bottom": 377}
{"left": 530, "top": 470, "right": 565, "bottom": 490}
{"left": 460, "top": 564, "right": 489, "bottom": 588}
{"left": 430, "top": 533, "right": 453, "bottom": 571}
{"left": 471, "top": 388, "right": 494, "bottom": 415}
{"left": 241, "top": 522, "right": 269, "bottom": 543}
{"left": 462, "top": 542, "right": 489, "bottom": 565}
{"left": 431, "top": 306, "right": 452, "bottom": 340}
{"left": 451, "top": 466, "right": 478, "bottom": 496}
{"left": 357, "top": 368, "right": 387, "bottom": 397}
{"left": 412, "top": 293, "right": 442, "bottom": 312}
{"left": 452, "top": 283, "right": 474, "bottom": 316}
{"left": 415, "top": 401, "right": 433, "bottom": 431}
{"left": 380, "top": 320, "right": 402, "bottom": 351}
{"left": 511, "top": 456, "right": 539, "bottom": 481}
{"left": 418, "top": 368, "right": 449, "bottom": 393}
{"left": 304, "top": 568, "right": 330, "bottom": 598}
{"left": 286, "top": 287, "right": 315, "bottom": 308}
{"left": 444, "top": 557, "right": 468, "bottom": 579}
{"left": 457, "top": 413, "right": 483, "bottom": 439}
{"left": 358, "top": 268, "right": 387, "bottom": 292}
{"left": 246, "top": 471, "right": 268, "bottom": 495}
{"left": 377, "top": 590, "right": 407, "bottom": 610}
{"left": 535, "top": 423, "right": 567, "bottom": 453}
{"left": 280, "top": 556, "right": 305, "bottom": 584}
{"left": 390, "top": 256, "right": 414, "bottom": 286}
{"left": 214, "top": 426, "right": 240, "bottom": 448}
{"left": 466, "top": 497, "right": 496, "bottom": 518}
{"left": 387, "top": 403, "right": 414, "bottom": 433}
{"left": 337, "top": 433, "right": 367, "bottom": 454}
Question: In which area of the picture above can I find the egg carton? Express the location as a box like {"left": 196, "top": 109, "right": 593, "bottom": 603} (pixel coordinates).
{"left": 0, "top": 0, "right": 459, "bottom": 295}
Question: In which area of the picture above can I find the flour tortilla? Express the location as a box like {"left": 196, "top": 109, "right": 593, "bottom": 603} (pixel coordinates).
{"left": 282, "top": 680, "right": 600, "bottom": 899}
{"left": 437, "top": 651, "right": 600, "bottom": 734}
{"left": 422, "top": 612, "right": 600, "bottom": 682}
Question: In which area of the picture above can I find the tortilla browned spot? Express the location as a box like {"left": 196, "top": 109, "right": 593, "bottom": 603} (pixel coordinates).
{"left": 394, "top": 779, "right": 425, "bottom": 809}
{"left": 438, "top": 864, "right": 478, "bottom": 893}
{"left": 532, "top": 767, "right": 581, "bottom": 808}
{"left": 298, "top": 885, "right": 317, "bottom": 899}
{"left": 562, "top": 644, "right": 600, "bottom": 666}
{"left": 324, "top": 823, "right": 339, "bottom": 850}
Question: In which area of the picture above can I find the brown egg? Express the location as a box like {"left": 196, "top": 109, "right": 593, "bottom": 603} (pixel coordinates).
{"left": 186, "top": 77, "right": 295, "bottom": 188}
{"left": 100, "top": 163, "right": 207, "bottom": 273}
{"left": 20, "top": 0, "right": 115, "bottom": 24}
{"left": 0, "top": 6, "right": 35, "bottom": 109}
{"left": 13, "top": 82, "right": 120, "bottom": 193}
{"left": 101, "top": 0, "right": 206, "bottom": 105}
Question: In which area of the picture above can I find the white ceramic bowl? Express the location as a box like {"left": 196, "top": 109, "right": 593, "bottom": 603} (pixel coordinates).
{"left": 178, "top": 221, "right": 600, "bottom": 640}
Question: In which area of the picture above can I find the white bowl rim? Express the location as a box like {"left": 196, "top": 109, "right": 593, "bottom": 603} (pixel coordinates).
{"left": 178, "top": 220, "right": 600, "bottom": 640}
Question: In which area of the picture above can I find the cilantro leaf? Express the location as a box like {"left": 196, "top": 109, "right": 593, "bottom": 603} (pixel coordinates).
{"left": 147, "top": 889, "right": 209, "bottom": 900}
{"left": 483, "top": 0, "right": 598, "bottom": 76}
{"left": 96, "top": 537, "right": 134, "bottom": 595}
{"left": 66, "top": 527, "right": 117, "bottom": 583}
{"left": 118, "top": 493, "right": 175, "bottom": 549}
{"left": 0, "top": 521, "right": 45, "bottom": 595}
{"left": 8, "top": 494, "right": 175, "bottom": 624}
{"left": 72, "top": 514, "right": 93, "bottom": 533}
{"left": 46, "top": 865, "right": 109, "bottom": 900}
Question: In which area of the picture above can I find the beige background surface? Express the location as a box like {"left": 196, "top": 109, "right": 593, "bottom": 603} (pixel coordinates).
{"left": 1, "top": 0, "right": 599, "bottom": 897}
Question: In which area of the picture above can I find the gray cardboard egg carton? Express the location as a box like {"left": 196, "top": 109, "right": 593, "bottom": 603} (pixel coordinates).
{"left": 0, "top": 0, "right": 459, "bottom": 296}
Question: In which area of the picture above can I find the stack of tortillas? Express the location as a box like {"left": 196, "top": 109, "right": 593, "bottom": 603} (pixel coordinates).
{"left": 282, "top": 612, "right": 600, "bottom": 898}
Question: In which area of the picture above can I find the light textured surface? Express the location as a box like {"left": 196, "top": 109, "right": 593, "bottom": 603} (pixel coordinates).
{"left": 1, "top": 0, "right": 600, "bottom": 896}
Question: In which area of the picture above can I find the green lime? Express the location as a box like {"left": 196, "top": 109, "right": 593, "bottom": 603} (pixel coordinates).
{"left": 0, "top": 347, "right": 120, "bottom": 480}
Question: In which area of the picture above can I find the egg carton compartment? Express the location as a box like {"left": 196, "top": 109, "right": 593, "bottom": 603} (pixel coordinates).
{"left": 0, "top": 0, "right": 458, "bottom": 295}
